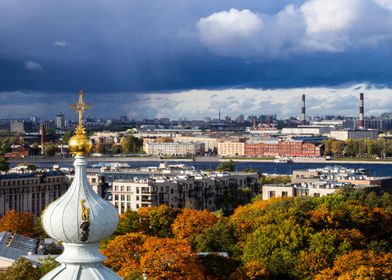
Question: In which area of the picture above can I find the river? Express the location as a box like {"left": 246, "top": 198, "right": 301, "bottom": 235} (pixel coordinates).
{"left": 11, "top": 160, "right": 392, "bottom": 177}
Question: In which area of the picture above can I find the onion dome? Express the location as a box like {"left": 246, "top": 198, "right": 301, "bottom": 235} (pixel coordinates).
{"left": 40, "top": 90, "right": 121, "bottom": 280}
{"left": 42, "top": 156, "right": 118, "bottom": 243}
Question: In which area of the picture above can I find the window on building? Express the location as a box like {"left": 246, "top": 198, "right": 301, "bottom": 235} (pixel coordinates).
{"left": 269, "top": 191, "right": 276, "bottom": 198}
{"left": 313, "top": 193, "right": 320, "bottom": 197}
{"left": 282, "top": 191, "right": 288, "bottom": 197}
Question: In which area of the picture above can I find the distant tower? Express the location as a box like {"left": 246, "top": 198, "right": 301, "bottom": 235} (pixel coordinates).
{"left": 219, "top": 109, "right": 221, "bottom": 121}
{"left": 252, "top": 116, "right": 256, "bottom": 128}
{"left": 39, "top": 124, "right": 45, "bottom": 155}
{"left": 267, "top": 115, "right": 271, "bottom": 128}
{"left": 56, "top": 112, "right": 65, "bottom": 129}
{"left": 359, "top": 92, "right": 365, "bottom": 130}
{"left": 301, "top": 94, "right": 306, "bottom": 125}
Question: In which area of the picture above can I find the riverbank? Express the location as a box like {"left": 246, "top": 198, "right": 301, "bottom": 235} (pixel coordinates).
{"left": 8, "top": 156, "right": 392, "bottom": 165}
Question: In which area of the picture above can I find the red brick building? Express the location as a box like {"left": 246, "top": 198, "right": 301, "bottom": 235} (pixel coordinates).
{"left": 4, "top": 146, "right": 30, "bottom": 158}
{"left": 245, "top": 140, "right": 323, "bottom": 158}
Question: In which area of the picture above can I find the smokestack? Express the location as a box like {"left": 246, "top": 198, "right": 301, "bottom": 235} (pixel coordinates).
{"left": 301, "top": 94, "right": 306, "bottom": 125}
{"left": 252, "top": 116, "right": 256, "bottom": 128}
{"left": 267, "top": 115, "right": 271, "bottom": 128}
{"left": 359, "top": 92, "right": 364, "bottom": 129}
{"left": 219, "top": 109, "right": 221, "bottom": 121}
{"left": 40, "top": 124, "right": 45, "bottom": 155}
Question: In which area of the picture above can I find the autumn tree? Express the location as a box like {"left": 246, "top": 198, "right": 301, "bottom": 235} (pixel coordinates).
{"left": 331, "top": 140, "right": 344, "bottom": 156}
{"left": 0, "top": 210, "right": 35, "bottom": 237}
{"left": 172, "top": 209, "right": 219, "bottom": 246}
{"left": 315, "top": 250, "right": 392, "bottom": 279}
{"left": 0, "top": 258, "right": 41, "bottom": 280}
{"left": 102, "top": 232, "right": 147, "bottom": 277}
{"left": 121, "top": 133, "right": 143, "bottom": 154}
{"left": 140, "top": 237, "right": 204, "bottom": 279}
{"left": 137, "top": 205, "right": 181, "bottom": 238}
{"left": 94, "top": 137, "right": 105, "bottom": 154}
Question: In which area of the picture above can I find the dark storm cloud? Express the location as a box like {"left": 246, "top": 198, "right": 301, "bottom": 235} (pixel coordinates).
{"left": 1, "top": 0, "right": 392, "bottom": 118}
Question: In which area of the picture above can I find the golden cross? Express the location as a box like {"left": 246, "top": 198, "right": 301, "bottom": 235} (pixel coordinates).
{"left": 70, "top": 90, "right": 92, "bottom": 126}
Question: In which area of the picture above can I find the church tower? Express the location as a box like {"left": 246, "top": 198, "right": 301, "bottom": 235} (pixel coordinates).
{"left": 41, "top": 90, "right": 121, "bottom": 279}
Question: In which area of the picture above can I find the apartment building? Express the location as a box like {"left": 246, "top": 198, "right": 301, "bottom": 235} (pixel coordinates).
{"left": 111, "top": 171, "right": 259, "bottom": 214}
{"left": 0, "top": 171, "right": 70, "bottom": 217}
{"left": 330, "top": 129, "right": 379, "bottom": 141}
{"left": 217, "top": 141, "right": 245, "bottom": 157}
{"left": 143, "top": 142, "right": 205, "bottom": 156}
{"left": 174, "top": 136, "right": 219, "bottom": 153}
{"left": 263, "top": 166, "right": 390, "bottom": 200}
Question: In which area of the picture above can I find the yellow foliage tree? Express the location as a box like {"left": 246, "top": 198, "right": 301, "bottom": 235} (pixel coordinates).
{"left": 315, "top": 250, "right": 392, "bottom": 280}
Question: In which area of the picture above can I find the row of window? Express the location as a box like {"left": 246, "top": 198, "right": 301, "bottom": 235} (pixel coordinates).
{"left": 0, "top": 176, "right": 63, "bottom": 187}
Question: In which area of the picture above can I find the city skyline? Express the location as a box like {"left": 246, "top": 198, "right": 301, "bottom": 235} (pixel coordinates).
{"left": 1, "top": 1, "right": 392, "bottom": 118}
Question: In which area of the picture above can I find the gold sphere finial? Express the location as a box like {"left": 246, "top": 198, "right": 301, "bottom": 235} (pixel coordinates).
{"left": 69, "top": 90, "right": 93, "bottom": 156}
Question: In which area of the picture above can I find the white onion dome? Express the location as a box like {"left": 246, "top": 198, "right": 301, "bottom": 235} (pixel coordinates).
{"left": 42, "top": 156, "right": 119, "bottom": 243}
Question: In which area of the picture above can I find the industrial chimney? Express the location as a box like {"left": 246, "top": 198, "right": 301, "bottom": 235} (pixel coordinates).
{"left": 252, "top": 116, "right": 256, "bottom": 128}
{"left": 359, "top": 92, "right": 365, "bottom": 129}
{"left": 301, "top": 94, "right": 306, "bottom": 125}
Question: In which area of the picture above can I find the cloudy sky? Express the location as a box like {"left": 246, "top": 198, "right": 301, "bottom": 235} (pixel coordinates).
{"left": 1, "top": 0, "right": 392, "bottom": 119}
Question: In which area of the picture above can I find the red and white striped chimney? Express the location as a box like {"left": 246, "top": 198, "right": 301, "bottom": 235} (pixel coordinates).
{"left": 301, "top": 94, "right": 306, "bottom": 125}
{"left": 359, "top": 92, "right": 364, "bottom": 129}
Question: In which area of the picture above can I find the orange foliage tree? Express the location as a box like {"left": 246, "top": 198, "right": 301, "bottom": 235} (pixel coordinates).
{"left": 172, "top": 208, "right": 219, "bottom": 245}
{"left": 315, "top": 250, "right": 392, "bottom": 279}
{"left": 101, "top": 232, "right": 147, "bottom": 277}
{"left": 140, "top": 237, "right": 204, "bottom": 279}
{"left": 0, "top": 210, "right": 35, "bottom": 237}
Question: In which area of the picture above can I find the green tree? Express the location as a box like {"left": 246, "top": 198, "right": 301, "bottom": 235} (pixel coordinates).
{"left": 217, "top": 160, "right": 235, "bottom": 172}
{"left": 0, "top": 138, "right": 13, "bottom": 155}
{"left": 34, "top": 216, "right": 48, "bottom": 240}
{"left": 62, "top": 131, "right": 72, "bottom": 143}
{"left": 194, "top": 220, "right": 238, "bottom": 256}
{"left": 137, "top": 205, "right": 181, "bottom": 238}
{"left": 39, "top": 257, "right": 60, "bottom": 276}
{"left": 0, "top": 156, "right": 9, "bottom": 173}
{"left": 111, "top": 145, "right": 121, "bottom": 154}
{"left": 30, "top": 142, "right": 41, "bottom": 156}
{"left": 242, "top": 218, "right": 311, "bottom": 278}
{"left": 344, "top": 139, "right": 355, "bottom": 156}
{"left": 43, "top": 143, "right": 56, "bottom": 157}
{"left": 121, "top": 133, "right": 143, "bottom": 154}
{"left": 115, "top": 210, "right": 139, "bottom": 235}
{"left": 0, "top": 258, "right": 41, "bottom": 280}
